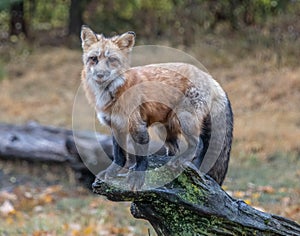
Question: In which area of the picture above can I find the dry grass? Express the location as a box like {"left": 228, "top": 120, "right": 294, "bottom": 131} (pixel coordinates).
{"left": 218, "top": 63, "right": 300, "bottom": 157}
{"left": 0, "top": 47, "right": 81, "bottom": 127}
{"left": 0, "top": 43, "right": 299, "bottom": 157}
{"left": 190, "top": 38, "right": 300, "bottom": 157}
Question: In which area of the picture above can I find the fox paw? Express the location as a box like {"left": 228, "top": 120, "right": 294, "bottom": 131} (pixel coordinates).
{"left": 127, "top": 171, "right": 145, "bottom": 191}
{"left": 97, "top": 163, "right": 124, "bottom": 181}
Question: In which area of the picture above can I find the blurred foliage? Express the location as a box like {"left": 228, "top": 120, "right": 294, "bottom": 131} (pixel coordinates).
{"left": 0, "top": 0, "right": 22, "bottom": 11}
{"left": 0, "top": 0, "right": 299, "bottom": 49}
{"left": 28, "top": 1, "right": 69, "bottom": 30}
{"left": 80, "top": 0, "right": 299, "bottom": 45}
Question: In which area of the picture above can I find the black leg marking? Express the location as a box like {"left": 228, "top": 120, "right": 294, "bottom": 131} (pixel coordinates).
{"left": 112, "top": 135, "right": 126, "bottom": 168}
{"left": 102, "top": 134, "right": 127, "bottom": 180}
{"left": 193, "top": 113, "right": 211, "bottom": 168}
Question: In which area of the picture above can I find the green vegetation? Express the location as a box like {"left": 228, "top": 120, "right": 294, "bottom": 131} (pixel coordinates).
{"left": 1, "top": 0, "right": 299, "bottom": 41}
{"left": 1, "top": 0, "right": 299, "bottom": 67}
{"left": 227, "top": 152, "right": 300, "bottom": 191}
{"left": 225, "top": 152, "right": 300, "bottom": 215}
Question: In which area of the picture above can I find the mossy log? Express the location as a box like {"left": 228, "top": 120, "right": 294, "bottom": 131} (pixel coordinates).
{"left": 92, "top": 162, "right": 300, "bottom": 236}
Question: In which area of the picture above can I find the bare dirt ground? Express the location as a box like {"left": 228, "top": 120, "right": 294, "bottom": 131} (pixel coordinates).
{"left": 0, "top": 42, "right": 299, "bottom": 234}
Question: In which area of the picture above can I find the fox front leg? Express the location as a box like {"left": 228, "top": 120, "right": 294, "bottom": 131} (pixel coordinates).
{"left": 100, "top": 131, "right": 127, "bottom": 180}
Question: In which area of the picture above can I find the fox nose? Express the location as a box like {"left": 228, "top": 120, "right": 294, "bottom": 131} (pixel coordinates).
{"left": 96, "top": 70, "right": 110, "bottom": 79}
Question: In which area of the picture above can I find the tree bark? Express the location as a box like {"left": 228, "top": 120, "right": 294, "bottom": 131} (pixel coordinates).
{"left": 68, "top": 0, "right": 88, "bottom": 36}
{"left": 10, "top": 0, "right": 27, "bottom": 37}
{"left": 93, "top": 160, "right": 300, "bottom": 235}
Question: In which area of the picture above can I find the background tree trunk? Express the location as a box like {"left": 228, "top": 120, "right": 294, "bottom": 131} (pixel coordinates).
{"left": 68, "top": 0, "right": 87, "bottom": 36}
{"left": 10, "top": 0, "right": 27, "bottom": 37}
{"left": 68, "top": 0, "right": 82, "bottom": 36}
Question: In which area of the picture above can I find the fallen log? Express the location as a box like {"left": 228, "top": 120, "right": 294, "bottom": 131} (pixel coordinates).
{"left": 0, "top": 121, "right": 112, "bottom": 186}
{"left": 93, "top": 163, "right": 300, "bottom": 235}
{"left": 0, "top": 121, "right": 72, "bottom": 162}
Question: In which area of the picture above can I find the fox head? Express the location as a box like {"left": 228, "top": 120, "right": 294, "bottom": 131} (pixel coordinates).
{"left": 81, "top": 25, "right": 135, "bottom": 85}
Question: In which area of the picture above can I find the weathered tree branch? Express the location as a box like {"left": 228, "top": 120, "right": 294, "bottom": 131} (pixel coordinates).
{"left": 93, "top": 161, "right": 300, "bottom": 236}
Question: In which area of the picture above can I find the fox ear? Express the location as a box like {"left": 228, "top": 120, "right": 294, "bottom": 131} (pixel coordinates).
{"left": 115, "top": 31, "right": 135, "bottom": 51}
{"left": 81, "top": 25, "right": 98, "bottom": 50}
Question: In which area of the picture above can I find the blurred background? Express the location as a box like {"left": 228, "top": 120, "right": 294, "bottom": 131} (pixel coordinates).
{"left": 0, "top": 0, "right": 299, "bottom": 235}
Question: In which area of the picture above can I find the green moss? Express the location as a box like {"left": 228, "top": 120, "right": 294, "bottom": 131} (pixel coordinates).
{"left": 152, "top": 200, "right": 215, "bottom": 235}
{"left": 145, "top": 165, "right": 178, "bottom": 187}
{"left": 264, "top": 219, "right": 271, "bottom": 224}
{"left": 142, "top": 190, "right": 277, "bottom": 235}
{"left": 176, "top": 174, "right": 205, "bottom": 204}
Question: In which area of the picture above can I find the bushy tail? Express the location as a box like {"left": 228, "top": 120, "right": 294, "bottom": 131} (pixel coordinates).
{"left": 193, "top": 95, "right": 233, "bottom": 185}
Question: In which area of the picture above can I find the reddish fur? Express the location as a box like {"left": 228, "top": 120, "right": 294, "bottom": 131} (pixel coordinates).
{"left": 112, "top": 68, "right": 187, "bottom": 121}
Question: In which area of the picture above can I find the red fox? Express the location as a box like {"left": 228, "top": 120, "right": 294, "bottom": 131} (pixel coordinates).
{"left": 80, "top": 26, "right": 233, "bottom": 190}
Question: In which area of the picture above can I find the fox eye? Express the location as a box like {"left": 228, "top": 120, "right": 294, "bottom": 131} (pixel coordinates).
{"left": 108, "top": 57, "right": 119, "bottom": 63}
{"left": 89, "top": 56, "right": 98, "bottom": 63}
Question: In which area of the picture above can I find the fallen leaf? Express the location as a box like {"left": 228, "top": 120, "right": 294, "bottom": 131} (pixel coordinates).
{"left": 32, "top": 230, "right": 52, "bottom": 236}
{"left": 83, "top": 225, "right": 94, "bottom": 235}
{"left": 41, "top": 194, "right": 53, "bottom": 204}
{"left": 251, "top": 192, "right": 261, "bottom": 199}
{"left": 62, "top": 223, "right": 69, "bottom": 231}
{"left": 72, "top": 230, "right": 80, "bottom": 236}
{"left": 0, "top": 200, "right": 15, "bottom": 216}
{"left": 258, "top": 186, "right": 275, "bottom": 194}
{"left": 233, "top": 191, "right": 246, "bottom": 198}
{"left": 5, "top": 216, "right": 14, "bottom": 225}
{"left": 44, "top": 185, "right": 63, "bottom": 195}
{"left": 286, "top": 206, "right": 300, "bottom": 219}
{"left": 110, "top": 225, "right": 130, "bottom": 234}
{"left": 244, "top": 199, "right": 252, "bottom": 205}
{"left": 222, "top": 185, "right": 228, "bottom": 191}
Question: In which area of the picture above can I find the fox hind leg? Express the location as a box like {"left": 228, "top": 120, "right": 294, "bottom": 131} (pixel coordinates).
{"left": 168, "top": 110, "right": 201, "bottom": 168}
{"left": 165, "top": 137, "right": 179, "bottom": 156}
{"left": 154, "top": 122, "right": 180, "bottom": 156}
{"left": 127, "top": 124, "right": 149, "bottom": 190}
